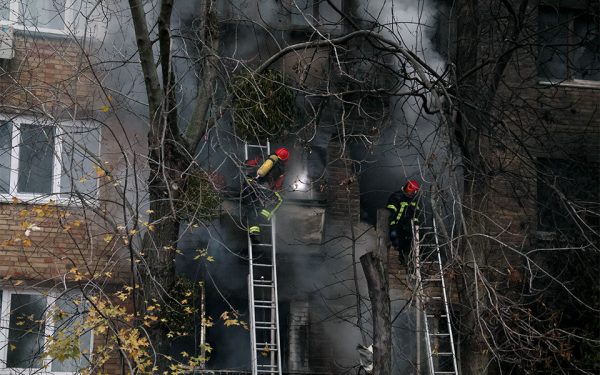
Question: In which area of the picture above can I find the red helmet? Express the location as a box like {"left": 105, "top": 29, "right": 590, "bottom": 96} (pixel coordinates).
{"left": 404, "top": 180, "right": 420, "bottom": 194}
{"left": 275, "top": 147, "right": 289, "bottom": 161}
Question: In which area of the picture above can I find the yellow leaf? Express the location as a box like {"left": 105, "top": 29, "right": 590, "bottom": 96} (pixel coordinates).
{"left": 146, "top": 209, "right": 154, "bottom": 214}
{"left": 129, "top": 229, "right": 138, "bottom": 236}
{"left": 103, "top": 234, "right": 114, "bottom": 243}
{"left": 94, "top": 165, "right": 106, "bottom": 178}
{"left": 22, "top": 238, "right": 32, "bottom": 247}
{"left": 207, "top": 256, "right": 215, "bottom": 262}
{"left": 79, "top": 176, "right": 88, "bottom": 183}
{"left": 11, "top": 196, "right": 20, "bottom": 204}
{"left": 107, "top": 95, "right": 113, "bottom": 102}
{"left": 100, "top": 105, "right": 110, "bottom": 113}
{"left": 9, "top": 344, "right": 15, "bottom": 351}
{"left": 14, "top": 280, "right": 23, "bottom": 286}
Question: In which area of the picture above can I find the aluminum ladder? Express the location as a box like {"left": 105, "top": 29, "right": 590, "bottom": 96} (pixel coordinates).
{"left": 414, "top": 219, "right": 459, "bottom": 375}
{"left": 244, "top": 142, "right": 282, "bottom": 375}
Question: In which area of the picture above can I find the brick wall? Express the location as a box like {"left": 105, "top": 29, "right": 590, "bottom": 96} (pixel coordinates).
{"left": 0, "top": 33, "right": 99, "bottom": 114}
{"left": 0, "top": 31, "right": 128, "bottom": 374}
{"left": 325, "top": 136, "right": 360, "bottom": 226}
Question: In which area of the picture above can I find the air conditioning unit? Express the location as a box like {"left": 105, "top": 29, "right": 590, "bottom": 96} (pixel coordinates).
{"left": 0, "top": 25, "right": 14, "bottom": 60}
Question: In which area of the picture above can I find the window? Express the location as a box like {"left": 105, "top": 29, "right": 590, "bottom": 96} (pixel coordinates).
{"left": 538, "top": 6, "right": 600, "bottom": 82}
{"left": 0, "top": 0, "right": 71, "bottom": 33}
{"left": 0, "top": 289, "right": 92, "bottom": 373}
{"left": 289, "top": 0, "right": 342, "bottom": 28}
{"left": 536, "top": 158, "right": 600, "bottom": 235}
{"left": 0, "top": 116, "right": 101, "bottom": 203}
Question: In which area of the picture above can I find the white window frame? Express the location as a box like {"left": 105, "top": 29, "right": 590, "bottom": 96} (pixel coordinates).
{"left": 0, "top": 114, "right": 101, "bottom": 205}
{"left": 0, "top": 288, "right": 94, "bottom": 375}
{"left": 0, "top": 0, "right": 76, "bottom": 35}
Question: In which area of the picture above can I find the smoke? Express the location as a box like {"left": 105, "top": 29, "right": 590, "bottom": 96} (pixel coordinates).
{"left": 359, "top": 0, "right": 446, "bottom": 71}
{"left": 355, "top": 0, "right": 457, "bottom": 224}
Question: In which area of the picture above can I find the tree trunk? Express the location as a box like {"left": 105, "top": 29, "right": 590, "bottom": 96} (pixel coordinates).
{"left": 360, "top": 253, "right": 391, "bottom": 375}
{"left": 359, "top": 209, "right": 392, "bottom": 375}
{"left": 137, "top": 142, "right": 185, "bottom": 371}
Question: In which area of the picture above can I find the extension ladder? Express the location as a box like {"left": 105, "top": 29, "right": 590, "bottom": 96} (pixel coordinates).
{"left": 244, "top": 142, "right": 282, "bottom": 375}
{"left": 414, "top": 219, "right": 459, "bottom": 375}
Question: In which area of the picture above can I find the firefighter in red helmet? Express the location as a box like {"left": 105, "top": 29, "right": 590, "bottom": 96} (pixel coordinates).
{"left": 244, "top": 147, "right": 289, "bottom": 242}
{"left": 386, "top": 179, "right": 421, "bottom": 263}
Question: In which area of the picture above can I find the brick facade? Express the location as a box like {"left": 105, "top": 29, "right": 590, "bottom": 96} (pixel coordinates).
{"left": 0, "top": 31, "right": 129, "bottom": 374}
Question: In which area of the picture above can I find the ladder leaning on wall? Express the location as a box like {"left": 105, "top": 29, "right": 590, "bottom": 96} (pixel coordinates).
{"left": 244, "top": 141, "right": 283, "bottom": 375}
{"left": 413, "top": 217, "right": 459, "bottom": 375}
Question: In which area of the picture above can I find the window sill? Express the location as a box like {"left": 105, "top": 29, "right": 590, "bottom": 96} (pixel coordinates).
{"left": 0, "top": 194, "right": 97, "bottom": 208}
{"left": 0, "top": 21, "right": 69, "bottom": 37}
{"left": 538, "top": 79, "right": 600, "bottom": 90}
{"left": 0, "top": 369, "right": 80, "bottom": 375}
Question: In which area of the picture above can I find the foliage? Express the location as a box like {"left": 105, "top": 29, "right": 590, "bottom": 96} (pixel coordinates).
{"left": 230, "top": 70, "right": 295, "bottom": 141}
{"left": 179, "top": 169, "right": 222, "bottom": 224}
{"left": 44, "top": 285, "right": 212, "bottom": 374}
{"left": 160, "top": 276, "right": 202, "bottom": 336}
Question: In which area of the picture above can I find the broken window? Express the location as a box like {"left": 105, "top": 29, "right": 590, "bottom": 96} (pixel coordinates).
{"left": 538, "top": 6, "right": 600, "bottom": 81}
{"left": 289, "top": 0, "right": 342, "bottom": 28}
{"left": 536, "top": 158, "right": 600, "bottom": 236}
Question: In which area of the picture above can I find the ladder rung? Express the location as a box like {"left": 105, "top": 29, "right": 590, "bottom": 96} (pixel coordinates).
{"left": 252, "top": 243, "right": 273, "bottom": 247}
{"left": 255, "top": 326, "right": 277, "bottom": 330}
{"left": 257, "top": 364, "right": 278, "bottom": 368}
{"left": 253, "top": 263, "right": 273, "bottom": 267}
{"left": 253, "top": 284, "right": 274, "bottom": 288}
{"left": 429, "top": 333, "right": 451, "bottom": 336}
{"left": 256, "top": 346, "right": 278, "bottom": 351}
{"left": 426, "top": 314, "right": 448, "bottom": 318}
{"left": 432, "top": 352, "right": 454, "bottom": 356}
{"left": 434, "top": 372, "right": 457, "bottom": 374}
{"left": 255, "top": 299, "right": 274, "bottom": 304}
{"left": 254, "top": 279, "right": 273, "bottom": 284}
{"left": 423, "top": 278, "right": 442, "bottom": 282}
{"left": 254, "top": 303, "right": 275, "bottom": 307}
{"left": 259, "top": 223, "right": 272, "bottom": 227}
{"left": 257, "top": 371, "right": 279, "bottom": 374}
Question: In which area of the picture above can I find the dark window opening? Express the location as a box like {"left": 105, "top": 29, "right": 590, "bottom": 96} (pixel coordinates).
{"left": 538, "top": 6, "right": 600, "bottom": 81}
{"left": 536, "top": 158, "right": 600, "bottom": 238}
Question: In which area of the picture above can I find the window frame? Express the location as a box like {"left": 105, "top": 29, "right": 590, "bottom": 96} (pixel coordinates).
{"left": 0, "top": 0, "right": 76, "bottom": 35}
{"left": 0, "top": 288, "right": 94, "bottom": 375}
{"left": 537, "top": 5, "right": 600, "bottom": 85}
{"left": 288, "top": 0, "right": 343, "bottom": 31}
{"left": 0, "top": 114, "right": 102, "bottom": 205}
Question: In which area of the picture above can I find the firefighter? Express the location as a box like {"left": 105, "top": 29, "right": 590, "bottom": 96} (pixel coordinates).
{"left": 386, "top": 179, "right": 420, "bottom": 263}
{"left": 244, "top": 147, "right": 289, "bottom": 242}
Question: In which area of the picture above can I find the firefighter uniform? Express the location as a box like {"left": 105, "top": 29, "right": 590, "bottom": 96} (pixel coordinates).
{"left": 244, "top": 148, "right": 288, "bottom": 242}
{"left": 386, "top": 182, "right": 420, "bottom": 262}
